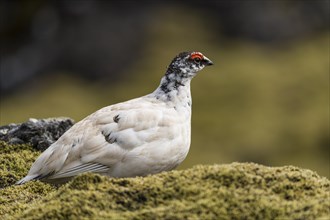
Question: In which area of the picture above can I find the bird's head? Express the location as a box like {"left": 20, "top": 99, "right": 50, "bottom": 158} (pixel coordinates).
{"left": 155, "top": 51, "right": 213, "bottom": 98}
{"left": 167, "top": 51, "right": 213, "bottom": 78}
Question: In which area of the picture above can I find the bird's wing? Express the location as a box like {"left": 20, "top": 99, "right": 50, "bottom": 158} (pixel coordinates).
{"left": 24, "top": 118, "right": 100, "bottom": 181}
{"left": 23, "top": 97, "right": 172, "bottom": 181}
{"left": 48, "top": 162, "right": 110, "bottom": 179}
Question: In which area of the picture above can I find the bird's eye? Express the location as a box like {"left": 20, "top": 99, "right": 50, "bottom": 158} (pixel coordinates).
{"left": 190, "top": 52, "right": 204, "bottom": 63}
{"left": 194, "top": 57, "right": 201, "bottom": 62}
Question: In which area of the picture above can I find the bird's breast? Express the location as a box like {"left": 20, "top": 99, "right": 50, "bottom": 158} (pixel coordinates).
{"left": 109, "top": 107, "right": 191, "bottom": 177}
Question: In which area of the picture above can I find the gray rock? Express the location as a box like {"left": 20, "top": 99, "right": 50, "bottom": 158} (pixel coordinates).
{"left": 0, "top": 118, "right": 74, "bottom": 151}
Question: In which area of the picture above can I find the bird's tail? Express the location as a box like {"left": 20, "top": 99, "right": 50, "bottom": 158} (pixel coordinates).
{"left": 16, "top": 174, "right": 40, "bottom": 185}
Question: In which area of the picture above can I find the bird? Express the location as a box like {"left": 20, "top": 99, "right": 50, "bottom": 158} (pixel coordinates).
{"left": 16, "top": 51, "right": 213, "bottom": 184}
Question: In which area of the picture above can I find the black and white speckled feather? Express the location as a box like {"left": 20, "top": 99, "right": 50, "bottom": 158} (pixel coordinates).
{"left": 153, "top": 52, "right": 213, "bottom": 101}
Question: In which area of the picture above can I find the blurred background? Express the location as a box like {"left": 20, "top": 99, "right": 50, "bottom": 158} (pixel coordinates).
{"left": 1, "top": 0, "right": 329, "bottom": 177}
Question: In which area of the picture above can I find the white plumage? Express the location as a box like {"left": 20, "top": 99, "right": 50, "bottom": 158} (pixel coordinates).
{"left": 17, "top": 51, "right": 213, "bottom": 184}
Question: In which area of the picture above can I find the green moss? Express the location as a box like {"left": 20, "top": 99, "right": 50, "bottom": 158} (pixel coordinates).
{"left": 0, "top": 141, "right": 329, "bottom": 219}
{"left": 0, "top": 141, "right": 40, "bottom": 188}
{"left": 0, "top": 181, "right": 55, "bottom": 218}
{"left": 0, "top": 141, "right": 55, "bottom": 218}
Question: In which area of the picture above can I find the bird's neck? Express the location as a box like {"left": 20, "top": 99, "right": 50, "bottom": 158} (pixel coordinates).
{"left": 152, "top": 71, "right": 192, "bottom": 106}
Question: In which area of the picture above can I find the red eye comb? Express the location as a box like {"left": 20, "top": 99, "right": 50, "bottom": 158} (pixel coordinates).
{"left": 190, "top": 52, "right": 204, "bottom": 60}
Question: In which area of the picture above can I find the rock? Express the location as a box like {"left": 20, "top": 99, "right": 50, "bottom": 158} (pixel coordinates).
{"left": 0, "top": 140, "right": 329, "bottom": 219}
{"left": 0, "top": 118, "right": 74, "bottom": 151}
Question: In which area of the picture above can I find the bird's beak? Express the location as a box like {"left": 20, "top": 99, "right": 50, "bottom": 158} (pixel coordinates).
{"left": 203, "top": 56, "right": 213, "bottom": 66}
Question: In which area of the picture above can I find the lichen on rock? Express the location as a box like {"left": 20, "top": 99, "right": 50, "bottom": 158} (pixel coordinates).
{"left": 0, "top": 141, "right": 329, "bottom": 220}
{"left": 0, "top": 118, "right": 74, "bottom": 151}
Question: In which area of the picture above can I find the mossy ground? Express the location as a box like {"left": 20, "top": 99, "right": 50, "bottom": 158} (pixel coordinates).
{"left": 0, "top": 141, "right": 329, "bottom": 219}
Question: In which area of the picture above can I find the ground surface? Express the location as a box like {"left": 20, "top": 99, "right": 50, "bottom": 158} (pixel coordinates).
{"left": 0, "top": 141, "right": 329, "bottom": 220}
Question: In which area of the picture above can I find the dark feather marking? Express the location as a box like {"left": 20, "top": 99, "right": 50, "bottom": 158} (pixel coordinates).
{"left": 102, "top": 130, "right": 117, "bottom": 144}
{"left": 35, "top": 170, "right": 55, "bottom": 180}
{"left": 48, "top": 150, "right": 55, "bottom": 158}
{"left": 72, "top": 138, "right": 81, "bottom": 148}
{"left": 174, "top": 81, "right": 185, "bottom": 89}
{"left": 113, "top": 115, "right": 120, "bottom": 123}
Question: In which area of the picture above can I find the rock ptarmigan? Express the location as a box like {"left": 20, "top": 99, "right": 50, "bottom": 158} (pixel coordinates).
{"left": 17, "top": 51, "right": 213, "bottom": 184}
